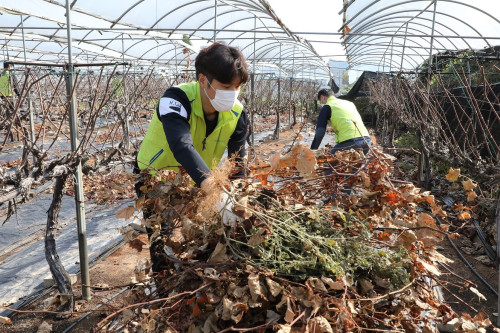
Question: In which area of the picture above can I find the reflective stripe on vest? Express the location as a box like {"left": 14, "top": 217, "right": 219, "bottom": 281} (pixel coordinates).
{"left": 326, "top": 96, "right": 369, "bottom": 143}
{"left": 137, "top": 81, "right": 243, "bottom": 174}
{"left": 0, "top": 73, "right": 12, "bottom": 97}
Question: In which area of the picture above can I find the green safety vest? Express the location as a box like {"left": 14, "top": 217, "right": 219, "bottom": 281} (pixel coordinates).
{"left": 326, "top": 96, "right": 369, "bottom": 143}
{"left": 0, "top": 72, "right": 12, "bottom": 97}
{"left": 112, "top": 77, "right": 124, "bottom": 97}
{"left": 137, "top": 81, "right": 243, "bottom": 174}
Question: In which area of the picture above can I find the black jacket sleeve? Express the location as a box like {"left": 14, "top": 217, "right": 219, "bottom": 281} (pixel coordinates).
{"left": 227, "top": 109, "right": 248, "bottom": 178}
{"left": 159, "top": 87, "right": 211, "bottom": 186}
{"left": 310, "top": 105, "right": 331, "bottom": 150}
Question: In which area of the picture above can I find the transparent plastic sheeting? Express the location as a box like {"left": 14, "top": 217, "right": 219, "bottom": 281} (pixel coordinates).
{"left": 341, "top": 0, "right": 500, "bottom": 72}
{"left": 0, "top": 0, "right": 329, "bottom": 80}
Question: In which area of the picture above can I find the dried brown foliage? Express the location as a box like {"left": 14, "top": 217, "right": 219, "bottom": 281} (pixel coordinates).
{"left": 103, "top": 146, "right": 492, "bottom": 332}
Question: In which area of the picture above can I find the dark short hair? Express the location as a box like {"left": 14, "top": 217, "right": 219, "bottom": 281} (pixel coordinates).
{"left": 3, "top": 62, "right": 12, "bottom": 69}
{"left": 317, "top": 88, "right": 334, "bottom": 100}
{"left": 195, "top": 43, "right": 248, "bottom": 85}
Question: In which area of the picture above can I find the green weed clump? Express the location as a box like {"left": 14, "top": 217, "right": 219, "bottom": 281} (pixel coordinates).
{"left": 394, "top": 132, "right": 420, "bottom": 149}
{"left": 231, "top": 203, "right": 411, "bottom": 289}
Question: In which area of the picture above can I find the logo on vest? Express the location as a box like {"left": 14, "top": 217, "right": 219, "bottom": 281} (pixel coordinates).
{"left": 169, "top": 100, "right": 182, "bottom": 112}
{"left": 159, "top": 97, "right": 188, "bottom": 118}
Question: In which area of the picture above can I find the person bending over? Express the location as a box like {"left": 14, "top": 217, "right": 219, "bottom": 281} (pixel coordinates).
{"left": 310, "top": 88, "right": 370, "bottom": 154}
{"left": 136, "top": 42, "right": 248, "bottom": 188}
{"left": 135, "top": 43, "right": 249, "bottom": 272}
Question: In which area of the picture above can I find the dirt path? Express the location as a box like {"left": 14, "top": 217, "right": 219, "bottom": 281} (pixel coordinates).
{"left": 1, "top": 234, "right": 150, "bottom": 333}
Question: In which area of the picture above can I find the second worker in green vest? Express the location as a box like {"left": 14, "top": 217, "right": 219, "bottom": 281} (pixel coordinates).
{"left": 136, "top": 43, "right": 249, "bottom": 192}
{"left": 310, "top": 88, "right": 370, "bottom": 154}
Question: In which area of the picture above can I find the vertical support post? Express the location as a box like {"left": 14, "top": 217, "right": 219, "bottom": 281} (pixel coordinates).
{"left": 20, "top": 15, "right": 35, "bottom": 155}
{"left": 466, "top": 57, "right": 471, "bottom": 85}
{"left": 65, "top": 0, "right": 90, "bottom": 300}
{"left": 276, "top": 77, "right": 281, "bottom": 139}
{"left": 289, "top": 46, "right": 295, "bottom": 127}
{"left": 275, "top": 43, "right": 281, "bottom": 140}
{"left": 251, "top": 73, "right": 255, "bottom": 147}
{"left": 121, "top": 33, "right": 130, "bottom": 150}
{"left": 250, "top": 15, "right": 256, "bottom": 148}
{"left": 418, "top": 0, "right": 438, "bottom": 189}
{"left": 389, "top": 38, "right": 394, "bottom": 73}
{"left": 213, "top": 0, "right": 217, "bottom": 43}
{"left": 174, "top": 44, "right": 178, "bottom": 84}
{"left": 400, "top": 22, "right": 408, "bottom": 71}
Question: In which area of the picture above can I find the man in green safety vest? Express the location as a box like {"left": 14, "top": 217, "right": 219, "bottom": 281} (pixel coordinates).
{"left": 0, "top": 62, "right": 19, "bottom": 98}
{"left": 135, "top": 43, "right": 249, "bottom": 272}
{"left": 111, "top": 71, "right": 124, "bottom": 101}
{"left": 0, "top": 62, "right": 20, "bottom": 141}
{"left": 136, "top": 43, "right": 249, "bottom": 189}
{"left": 311, "top": 88, "right": 371, "bottom": 154}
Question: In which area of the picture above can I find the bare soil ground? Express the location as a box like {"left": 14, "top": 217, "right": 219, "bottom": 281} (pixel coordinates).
{"left": 1, "top": 234, "right": 150, "bottom": 333}
{"left": 438, "top": 238, "right": 498, "bottom": 327}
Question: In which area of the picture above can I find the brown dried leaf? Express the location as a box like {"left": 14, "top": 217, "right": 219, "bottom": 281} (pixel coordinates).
{"left": 276, "top": 324, "right": 292, "bottom": 333}
{"left": 232, "top": 303, "right": 249, "bottom": 323}
{"left": 431, "top": 205, "right": 447, "bottom": 218}
{"left": 295, "top": 145, "right": 317, "bottom": 177}
{"left": 234, "top": 195, "right": 252, "bottom": 219}
{"left": 417, "top": 212, "right": 436, "bottom": 226}
{"left": 396, "top": 230, "right": 417, "bottom": 250}
{"left": 135, "top": 196, "right": 145, "bottom": 211}
{"left": 128, "top": 238, "right": 146, "bottom": 253}
{"left": 248, "top": 273, "right": 262, "bottom": 301}
{"left": 207, "top": 243, "right": 230, "bottom": 263}
{"left": 418, "top": 192, "right": 436, "bottom": 207}
{"left": 462, "top": 179, "right": 477, "bottom": 191}
{"left": 247, "top": 228, "right": 269, "bottom": 246}
{"left": 359, "top": 171, "right": 371, "bottom": 187}
{"left": 445, "top": 168, "right": 460, "bottom": 181}
{"left": 266, "top": 277, "right": 282, "bottom": 297}
{"left": 269, "top": 152, "right": 281, "bottom": 170}
{"left": 358, "top": 278, "right": 374, "bottom": 293}
{"left": 321, "top": 276, "right": 345, "bottom": 290}
{"left": 220, "top": 297, "right": 232, "bottom": 320}
{"left": 116, "top": 206, "right": 135, "bottom": 220}
{"left": 466, "top": 190, "right": 477, "bottom": 202}
{"left": 306, "top": 277, "right": 328, "bottom": 292}
{"left": 416, "top": 258, "right": 441, "bottom": 276}
{"left": 165, "top": 227, "right": 185, "bottom": 249}
{"left": 458, "top": 211, "right": 471, "bottom": 220}
{"left": 284, "top": 297, "right": 295, "bottom": 324}
{"left": 307, "top": 316, "right": 333, "bottom": 333}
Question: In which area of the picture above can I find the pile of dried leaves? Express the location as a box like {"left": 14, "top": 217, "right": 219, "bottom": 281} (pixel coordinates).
{"left": 104, "top": 146, "right": 492, "bottom": 333}
{"left": 65, "top": 169, "right": 136, "bottom": 204}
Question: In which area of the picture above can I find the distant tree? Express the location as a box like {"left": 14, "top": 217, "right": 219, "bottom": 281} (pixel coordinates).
{"left": 342, "top": 71, "right": 349, "bottom": 87}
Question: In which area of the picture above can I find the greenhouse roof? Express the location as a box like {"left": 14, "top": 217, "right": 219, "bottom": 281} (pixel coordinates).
{"left": 0, "top": 0, "right": 330, "bottom": 79}
{"left": 340, "top": 0, "right": 500, "bottom": 72}
{"left": 0, "top": 0, "right": 499, "bottom": 77}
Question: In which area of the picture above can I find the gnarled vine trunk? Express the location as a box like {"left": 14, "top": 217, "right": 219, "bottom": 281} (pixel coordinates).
{"left": 45, "top": 170, "right": 74, "bottom": 317}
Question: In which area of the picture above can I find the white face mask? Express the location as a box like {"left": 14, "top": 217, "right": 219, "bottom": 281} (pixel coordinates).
{"left": 205, "top": 80, "right": 239, "bottom": 112}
